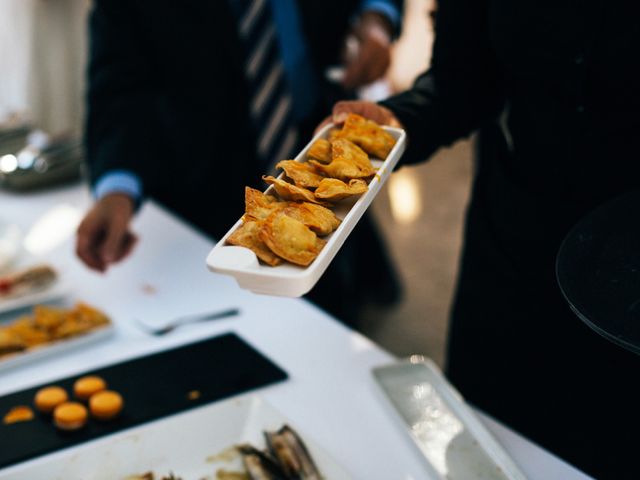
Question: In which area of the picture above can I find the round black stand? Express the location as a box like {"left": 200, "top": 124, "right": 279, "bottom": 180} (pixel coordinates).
{"left": 556, "top": 190, "right": 640, "bottom": 354}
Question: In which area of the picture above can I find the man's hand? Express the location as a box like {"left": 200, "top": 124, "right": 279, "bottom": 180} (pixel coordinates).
{"left": 76, "top": 193, "right": 138, "bottom": 272}
{"left": 342, "top": 12, "right": 394, "bottom": 90}
{"left": 315, "top": 100, "right": 403, "bottom": 134}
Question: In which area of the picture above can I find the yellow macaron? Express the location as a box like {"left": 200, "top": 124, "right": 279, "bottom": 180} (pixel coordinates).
{"left": 74, "top": 375, "right": 107, "bottom": 401}
{"left": 89, "top": 390, "right": 123, "bottom": 421}
{"left": 53, "top": 402, "right": 88, "bottom": 431}
{"left": 34, "top": 386, "right": 68, "bottom": 414}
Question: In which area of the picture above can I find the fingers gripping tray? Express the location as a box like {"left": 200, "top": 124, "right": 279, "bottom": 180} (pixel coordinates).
{"left": 206, "top": 123, "right": 406, "bottom": 297}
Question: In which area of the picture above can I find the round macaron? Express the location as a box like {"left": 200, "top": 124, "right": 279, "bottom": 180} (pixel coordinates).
{"left": 53, "top": 402, "right": 88, "bottom": 431}
{"left": 74, "top": 375, "right": 107, "bottom": 401}
{"left": 89, "top": 390, "right": 123, "bottom": 421}
{"left": 34, "top": 386, "right": 69, "bottom": 414}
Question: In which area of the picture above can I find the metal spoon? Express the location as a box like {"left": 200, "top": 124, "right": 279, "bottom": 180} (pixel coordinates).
{"left": 136, "top": 308, "right": 240, "bottom": 335}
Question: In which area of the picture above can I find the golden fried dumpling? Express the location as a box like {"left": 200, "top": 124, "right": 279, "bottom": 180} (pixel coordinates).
{"left": 227, "top": 220, "right": 283, "bottom": 266}
{"left": 307, "top": 138, "right": 332, "bottom": 164}
{"left": 334, "top": 113, "right": 396, "bottom": 159}
{"left": 275, "top": 160, "right": 325, "bottom": 188}
{"left": 0, "top": 329, "right": 25, "bottom": 357}
{"left": 309, "top": 139, "right": 376, "bottom": 181}
{"left": 244, "top": 187, "right": 286, "bottom": 221}
{"left": 282, "top": 202, "right": 341, "bottom": 236}
{"left": 259, "top": 212, "right": 326, "bottom": 267}
{"left": 314, "top": 178, "right": 369, "bottom": 202}
{"left": 262, "top": 175, "right": 327, "bottom": 205}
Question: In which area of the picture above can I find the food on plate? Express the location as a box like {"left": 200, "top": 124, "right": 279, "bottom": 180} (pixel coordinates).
{"left": 275, "top": 160, "right": 325, "bottom": 189}
{"left": 281, "top": 202, "right": 341, "bottom": 236}
{"left": 227, "top": 221, "right": 283, "bottom": 267}
{"left": 239, "top": 445, "right": 288, "bottom": 479}
{"left": 225, "top": 116, "right": 396, "bottom": 268}
{"left": 259, "top": 212, "right": 326, "bottom": 267}
{"left": 309, "top": 138, "right": 376, "bottom": 180}
{"left": 237, "top": 424, "right": 323, "bottom": 480}
{"left": 89, "top": 390, "right": 124, "bottom": 420}
{"left": 53, "top": 401, "right": 88, "bottom": 431}
{"left": 125, "top": 474, "right": 181, "bottom": 480}
{"left": 261, "top": 175, "right": 325, "bottom": 205}
{"left": 74, "top": 375, "right": 107, "bottom": 400}
{"left": 243, "top": 187, "right": 287, "bottom": 222}
{"left": 3, "top": 405, "right": 34, "bottom": 424}
{"left": 34, "top": 385, "right": 69, "bottom": 414}
{"left": 0, "top": 264, "right": 57, "bottom": 300}
{"left": 333, "top": 112, "right": 397, "bottom": 159}
{"left": 0, "top": 302, "right": 111, "bottom": 359}
{"left": 264, "top": 425, "right": 322, "bottom": 480}
{"left": 314, "top": 178, "right": 369, "bottom": 202}
{"left": 307, "top": 138, "right": 331, "bottom": 163}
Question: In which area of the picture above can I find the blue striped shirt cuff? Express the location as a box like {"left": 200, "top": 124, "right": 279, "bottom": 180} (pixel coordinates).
{"left": 361, "top": 0, "right": 401, "bottom": 28}
{"left": 94, "top": 170, "right": 142, "bottom": 203}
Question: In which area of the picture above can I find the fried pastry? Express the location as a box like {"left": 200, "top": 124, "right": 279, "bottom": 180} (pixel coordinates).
{"left": 314, "top": 178, "right": 369, "bottom": 202}
{"left": 275, "top": 160, "right": 325, "bottom": 188}
{"left": 282, "top": 202, "right": 341, "bottom": 236}
{"left": 259, "top": 212, "right": 326, "bottom": 267}
{"left": 243, "top": 187, "right": 286, "bottom": 221}
{"left": 262, "top": 175, "right": 327, "bottom": 205}
{"left": 334, "top": 113, "right": 396, "bottom": 159}
{"left": 309, "top": 139, "right": 376, "bottom": 181}
{"left": 307, "top": 138, "right": 332, "bottom": 163}
{"left": 227, "top": 221, "right": 283, "bottom": 266}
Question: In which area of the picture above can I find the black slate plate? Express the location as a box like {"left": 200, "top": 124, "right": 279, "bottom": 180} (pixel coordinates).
{"left": 556, "top": 190, "right": 640, "bottom": 354}
{"left": 0, "top": 332, "right": 287, "bottom": 468}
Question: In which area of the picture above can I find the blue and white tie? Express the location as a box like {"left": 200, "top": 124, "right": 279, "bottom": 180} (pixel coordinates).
{"left": 231, "top": 0, "right": 298, "bottom": 171}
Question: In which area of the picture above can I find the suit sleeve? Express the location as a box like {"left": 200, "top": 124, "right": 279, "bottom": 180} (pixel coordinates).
{"left": 84, "top": 0, "right": 165, "bottom": 194}
{"left": 380, "top": 0, "right": 504, "bottom": 165}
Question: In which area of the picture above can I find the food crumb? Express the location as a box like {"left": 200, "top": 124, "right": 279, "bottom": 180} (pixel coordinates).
{"left": 187, "top": 390, "right": 201, "bottom": 401}
{"left": 141, "top": 284, "right": 158, "bottom": 295}
{"left": 215, "top": 470, "right": 248, "bottom": 480}
{"left": 206, "top": 446, "right": 240, "bottom": 463}
{"left": 3, "top": 405, "right": 34, "bottom": 424}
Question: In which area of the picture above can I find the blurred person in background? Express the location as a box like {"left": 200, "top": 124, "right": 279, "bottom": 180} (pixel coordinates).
{"left": 323, "top": 0, "right": 640, "bottom": 477}
{"left": 75, "top": 0, "right": 403, "bottom": 324}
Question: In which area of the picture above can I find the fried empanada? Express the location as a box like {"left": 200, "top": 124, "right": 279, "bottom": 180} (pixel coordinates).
{"left": 309, "top": 139, "right": 376, "bottom": 180}
{"left": 275, "top": 160, "right": 325, "bottom": 188}
{"left": 307, "top": 138, "right": 332, "bottom": 164}
{"left": 227, "top": 220, "right": 283, "bottom": 266}
{"left": 262, "top": 175, "right": 327, "bottom": 205}
{"left": 334, "top": 113, "right": 396, "bottom": 159}
{"left": 244, "top": 186, "right": 286, "bottom": 221}
{"left": 314, "top": 178, "right": 369, "bottom": 202}
{"left": 259, "top": 212, "right": 326, "bottom": 267}
{"left": 282, "top": 202, "right": 341, "bottom": 236}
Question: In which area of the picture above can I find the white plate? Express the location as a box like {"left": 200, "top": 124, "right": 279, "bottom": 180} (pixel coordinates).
{"left": 206, "top": 123, "right": 407, "bottom": 297}
{"left": 0, "top": 279, "right": 69, "bottom": 316}
{"left": 0, "top": 394, "right": 353, "bottom": 480}
{"left": 373, "top": 357, "right": 527, "bottom": 480}
{"left": 0, "top": 323, "right": 114, "bottom": 372}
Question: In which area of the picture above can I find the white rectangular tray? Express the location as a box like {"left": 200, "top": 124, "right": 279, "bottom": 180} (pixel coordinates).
{"left": 373, "top": 357, "right": 527, "bottom": 480}
{"left": 0, "top": 394, "right": 353, "bottom": 480}
{"left": 0, "top": 324, "right": 114, "bottom": 372}
{"left": 206, "top": 123, "right": 406, "bottom": 297}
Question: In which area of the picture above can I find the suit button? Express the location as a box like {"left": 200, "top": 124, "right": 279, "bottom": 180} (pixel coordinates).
{"left": 577, "top": 105, "right": 585, "bottom": 113}
{"left": 574, "top": 54, "right": 585, "bottom": 65}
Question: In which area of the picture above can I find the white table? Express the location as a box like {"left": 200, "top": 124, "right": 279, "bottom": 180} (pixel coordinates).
{"left": 0, "top": 182, "right": 592, "bottom": 480}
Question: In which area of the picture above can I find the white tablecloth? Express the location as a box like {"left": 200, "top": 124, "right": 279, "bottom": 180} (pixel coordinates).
{"left": 0, "top": 183, "right": 592, "bottom": 480}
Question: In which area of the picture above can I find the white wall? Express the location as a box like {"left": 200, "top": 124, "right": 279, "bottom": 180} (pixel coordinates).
{"left": 0, "top": 0, "right": 90, "bottom": 135}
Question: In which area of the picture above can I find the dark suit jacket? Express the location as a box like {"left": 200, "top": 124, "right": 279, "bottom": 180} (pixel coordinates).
{"left": 86, "top": 0, "right": 402, "bottom": 239}
{"left": 382, "top": 1, "right": 640, "bottom": 477}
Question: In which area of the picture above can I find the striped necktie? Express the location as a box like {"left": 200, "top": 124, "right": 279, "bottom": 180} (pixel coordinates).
{"left": 230, "top": 0, "right": 298, "bottom": 171}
